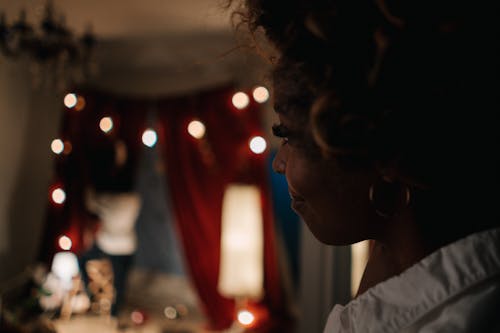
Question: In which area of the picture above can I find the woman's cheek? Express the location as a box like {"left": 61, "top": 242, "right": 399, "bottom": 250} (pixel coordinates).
{"left": 287, "top": 155, "right": 317, "bottom": 194}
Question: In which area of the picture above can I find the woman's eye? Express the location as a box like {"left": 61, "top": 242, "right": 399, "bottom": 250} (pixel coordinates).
{"left": 272, "top": 123, "right": 296, "bottom": 147}
{"left": 272, "top": 123, "right": 289, "bottom": 138}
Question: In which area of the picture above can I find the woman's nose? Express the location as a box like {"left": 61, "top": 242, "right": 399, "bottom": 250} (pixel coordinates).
{"left": 272, "top": 148, "right": 287, "bottom": 174}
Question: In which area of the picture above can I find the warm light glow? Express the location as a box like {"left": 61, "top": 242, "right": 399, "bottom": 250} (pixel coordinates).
{"left": 164, "top": 306, "right": 177, "bottom": 320}
{"left": 115, "top": 140, "right": 128, "bottom": 166}
{"left": 64, "top": 93, "right": 78, "bottom": 108}
{"left": 232, "top": 91, "right": 250, "bottom": 110}
{"left": 351, "top": 240, "right": 370, "bottom": 296}
{"left": 237, "top": 310, "right": 255, "bottom": 326}
{"left": 142, "top": 128, "right": 157, "bottom": 147}
{"left": 218, "top": 185, "right": 264, "bottom": 299}
{"left": 74, "top": 95, "right": 86, "bottom": 111}
{"left": 58, "top": 235, "right": 72, "bottom": 250}
{"left": 52, "top": 188, "right": 66, "bottom": 204}
{"left": 63, "top": 141, "right": 72, "bottom": 155}
{"left": 187, "top": 120, "right": 206, "bottom": 139}
{"left": 131, "top": 310, "right": 145, "bottom": 325}
{"left": 99, "top": 117, "right": 114, "bottom": 133}
{"left": 249, "top": 136, "right": 267, "bottom": 154}
{"left": 252, "top": 86, "right": 270, "bottom": 103}
{"left": 51, "top": 139, "right": 64, "bottom": 154}
{"left": 51, "top": 251, "right": 79, "bottom": 289}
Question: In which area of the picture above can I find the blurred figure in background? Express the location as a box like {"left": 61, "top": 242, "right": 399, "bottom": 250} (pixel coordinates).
{"left": 79, "top": 140, "right": 141, "bottom": 317}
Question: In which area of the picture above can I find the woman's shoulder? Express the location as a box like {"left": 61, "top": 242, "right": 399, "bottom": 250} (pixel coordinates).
{"left": 324, "top": 228, "right": 500, "bottom": 332}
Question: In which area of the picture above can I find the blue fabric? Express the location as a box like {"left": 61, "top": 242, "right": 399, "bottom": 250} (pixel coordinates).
{"left": 267, "top": 150, "right": 300, "bottom": 288}
{"left": 133, "top": 127, "right": 185, "bottom": 275}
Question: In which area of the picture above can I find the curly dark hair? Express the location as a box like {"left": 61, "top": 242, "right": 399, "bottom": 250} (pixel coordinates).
{"left": 231, "top": 0, "right": 497, "bottom": 190}
{"left": 228, "top": 0, "right": 500, "bottom": 239}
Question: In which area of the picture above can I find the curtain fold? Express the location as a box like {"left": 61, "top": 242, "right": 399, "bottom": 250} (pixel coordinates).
{"left": 157, "top": 86, "right": 285, "bottom": 330}
{"left": 39, "top": 85, "right": 286, "bottom": 330}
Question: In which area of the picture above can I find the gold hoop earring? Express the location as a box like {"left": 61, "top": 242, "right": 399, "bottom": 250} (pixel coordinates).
{"left": 369, "top": 177, "right": 411, "bottom": 218}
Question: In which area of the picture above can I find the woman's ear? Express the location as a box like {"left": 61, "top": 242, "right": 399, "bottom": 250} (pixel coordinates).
{"left": 374, "top": 159, "right": 429, "bottom": 190}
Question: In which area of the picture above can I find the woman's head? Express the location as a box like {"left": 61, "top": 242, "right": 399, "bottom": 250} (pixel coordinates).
{"left": 86, "top": 139, "right": 135, "bottom": 193}
{"left": 232, "top": 0, "right": 498, "bottom": 243}
{"left": 270, "top": 61, "right": 383, "bottom": 244}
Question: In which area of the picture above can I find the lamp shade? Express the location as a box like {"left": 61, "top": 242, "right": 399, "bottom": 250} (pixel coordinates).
{"left": 218, "top": 184, "right": 264, "bottom": 299}
{"left": 51, "top": 251, "right": 80, "bottom": 289}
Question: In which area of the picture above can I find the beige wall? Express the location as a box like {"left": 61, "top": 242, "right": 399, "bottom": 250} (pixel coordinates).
{"left": 0, "top": 37, "right": 275, "bottom": 284}
{"left": 0, "top": 59, "right": 62, "bottom": 284}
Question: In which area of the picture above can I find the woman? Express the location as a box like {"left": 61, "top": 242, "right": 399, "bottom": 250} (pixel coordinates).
{"left": 231, "top": 0, "right": 499, "bottom": 332}
{"left": 79, "top": 140, "right": 141, "bottom": 317}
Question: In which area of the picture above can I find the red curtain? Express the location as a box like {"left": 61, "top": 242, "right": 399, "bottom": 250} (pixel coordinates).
{"left": 39, "top": 85, "right": 286, "bottom": 330}
{"left": 39, "top": 90, "right": 148, "bottom": 262}
{"left": 157, "top": 86, "right": 285, "bottom": 330}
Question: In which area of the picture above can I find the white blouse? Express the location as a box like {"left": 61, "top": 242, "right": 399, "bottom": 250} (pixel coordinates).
{"left": 324, "top": 227, "right": 500, "bottom": 333}
{"left": 86, "top": 191, "right": 142, "bottom": 255}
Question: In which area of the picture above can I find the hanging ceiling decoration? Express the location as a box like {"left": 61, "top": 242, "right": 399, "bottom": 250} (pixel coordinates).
{"left": 0, "top": 0, "right": 96, "bottom": 88}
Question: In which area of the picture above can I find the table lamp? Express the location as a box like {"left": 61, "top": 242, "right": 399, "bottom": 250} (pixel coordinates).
{"left": 218, "top": 184, "right": 264, "bottom": 328}
{"left": 51, "top": 251, "right": 80, "bottom": 290}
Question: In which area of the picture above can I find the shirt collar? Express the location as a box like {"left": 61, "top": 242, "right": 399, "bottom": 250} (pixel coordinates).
{"left": 338, "top": 227, "right": 500, "bottom": 333}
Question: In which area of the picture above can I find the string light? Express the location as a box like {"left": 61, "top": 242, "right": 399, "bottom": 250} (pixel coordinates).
{"left": 74, "top": 95, "right": 86, "bottom": 111}
{"left": 164, "top": 306, "right": 177, "bottom": 320}
{"left": 187, "top": 120, "right": 206, "bottom": 139}
{"left": 131, "top": 310, "right": 145, "bottom": 325}
{"left": 58, "top": 235, "right": 72, "bottom": 250}
{"left": 237, "top": 310, "right": 255, "bottom": 326}
{"left": 63, "top": 141, "right": 73, "bottom": 155}
{"left": 249, "top": 136, "right": 267, "bottom": 154}
{"left": 252, "top": 86, "right": 270, "bottom": 103}
{"left": 51, "top": 139, "right": 64, "bottom": 154}
{"left": 99, "top": 117, "right": 114, "bottom": 133}
{"left": 232, "top": 92, "right": 250, "bottom": 110}
{"left": 64, "top": 93, "right": 78, "bottom": 108}
{"left": 142, "top": 128, "right": 157, "bottom": 147}
{"left": 51, "top": 187, "right": 66, "bottom": 205}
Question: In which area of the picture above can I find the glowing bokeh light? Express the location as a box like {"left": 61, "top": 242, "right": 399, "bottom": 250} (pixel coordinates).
{"left": 74, "top": 95, "right": 86, "bottom": 111}
{"left": 232, "top": 92, "right": 250, "bottom": 110}
{"left": 99, "top": 117, "right": 114, "bottom": 133}
{"left": 58, "top": 235, "right": 72, "bottom": 250}
{"left": 252, "top": 86, "right": 270, "bottom": 103}
{"left": 64, "top": 93, "right": 78, "bottom": 108}
{"left": 187, "top": 120, "right": 206, "bottom": 139}
{"left": 142, "top": 129, "right": 157, "bottom": 147}
{"left": 51, "top": 139, "right": 64, "bottom": 154}
{"left": 249, "top": 136, "right": 267, "bottom": 154}
{"left": 63, "top": 141, "right": 72, "bottom": 155}
{"left": 164, "top": 306, "right": 177, "bottom": 320}
{"left": 52, "top": 188, "right": 66, "bottom": 204}
{"left": 115, "top": 140, "right": 128, "bottom": 166}
{"left": 131, "top": 310, "right": 145, "bottom": 325}
{"left": 237, "top": 310, "right": 255, "bottom": 326}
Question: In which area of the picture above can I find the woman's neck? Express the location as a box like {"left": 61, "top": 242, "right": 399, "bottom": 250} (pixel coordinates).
{"left": 356, "top": 209, "right": 435, "bottom": 297}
